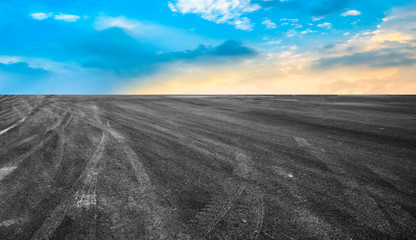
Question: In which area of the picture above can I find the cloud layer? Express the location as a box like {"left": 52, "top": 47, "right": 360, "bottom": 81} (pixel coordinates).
{"left": 168, "top": 0, "right": 261, "bottom": 30}
{"left": 124, "top": 5, "right": 416, "bottom": 94}
{"left": 1, "top": 0, "right": 415, "bottom": 94}
{"left": 73, "top": 26, "right": 257, "bottom": 75}
{"left": 0, "top": 62, "right": 48, "bottom": 75}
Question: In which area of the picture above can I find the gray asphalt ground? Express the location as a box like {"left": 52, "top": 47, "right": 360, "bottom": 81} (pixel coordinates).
{"left": 0, "top": 95, "right": 415, "bottom": 239}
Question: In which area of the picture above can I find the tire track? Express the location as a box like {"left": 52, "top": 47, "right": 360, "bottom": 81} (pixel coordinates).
{"left": 226, "top": 187, "right": 264, "bottom": 240}
{"left": 0, "top": 166, "right": 17, "bottom": 181}
{"left": 105, "top": 122, "right": 172, "bottom": 239}
{"left": 31, "top": 106, "right": 107, "bottom": 240}
{"left": 75, "top": 125, "right": 107, "bottom": 210}
{"left": 52, "top": 111, "right": 73, "bottom": 170}
{"left": 31, "top": 129, "right": 107, "bottom": 240}
{"left": 44, "top": 109, "right": 69, "bottom": 134}
{"left": 74, "top": 125, "right": 107, "bottom": 240}
{"left": 268, "top": 170, "right": 346, "bottom": 240}
{"left": 35, "top": 103, "right": 173, "bottom": 239}
{"left": 0, "top": 117, "right": 27, "bottom": 136}
{"left": 0, "top": 135, "right": 37, "bottom": 155}
{"left": 293, "top": 137, "right": 346, "bottom": 175}
{"left": 0, "top": 132, "right": 56, "bottom": 180}
{"left": 193, "top": 184, "right": 265, "bottom": 240}
{"left": 252, "top": 193, "right": 265, "bottom": 240}
{"left": 0, "top": 97, "right": 45, "bottom": 137}
{"left": 194, "top": 184, "right": 246, "bottom": 237}
{"left": 193, "top": 152, "right": 265, "bottom": 239}
{"left": 366, "top": 164, "right": 415, "bottom": 195}
{"left": 293, "top": 136, "right": 392, "bottom": 235}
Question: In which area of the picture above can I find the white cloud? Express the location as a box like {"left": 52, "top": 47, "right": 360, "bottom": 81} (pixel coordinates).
{"left": 336, "top": 6, "right": 416, "bottom": 53}
{"left": 54, "top": 13, "right": 80, "bottom": 22}
{"left": 122, "top": 6, "right": 416, "bottom": 95}
{"left": 341, "top": 10, "right": 361, "bottom": 17}
{"left": 30, "top": 12, "right": 81, "bottom": 22}
{"left": 281, "top": 18, "right": 298, "bottom": 22}
{"left": 317, "top": 22, "right": 332, "bottom": 29}
{"left": 234, "top": 17, "right": 254, "bottom": 30}
{"left": 30, "top": 12, "right": 52, "bottom": 20}
{"left": 168, "top": 0, "right": 261, "bottom": 31}
{"left": 168, "top": 2, "right": 178, "bottom": 12}
{"left": 265, "top": 39, "right": 281, "bottom": 45}
{"left": 93, "top": 15, "right": 219, "bottom": 50}
{"left": 301, "top": 29, "right": 317, "bottom": 34}
{"left": 262, "top": 18, "right": 276, "bottom": 29}
{"left": 123, "top": 37, "right": 416, "bottom": 94}
{"left": 382, "top": 16, "right": 395, "bottom": 22}
{"left": 94, "top": 15, "right": 141, "bottom": 31}
{"left": 312, "top": 16, "right": 324, "bottom": 21}
{"left": 285, "top": 29, "right": 298, "bottom": 37}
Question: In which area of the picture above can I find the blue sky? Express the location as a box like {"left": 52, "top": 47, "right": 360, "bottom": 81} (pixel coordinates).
{"left": 1, "top": 0, "right": 416, "bottom": 94}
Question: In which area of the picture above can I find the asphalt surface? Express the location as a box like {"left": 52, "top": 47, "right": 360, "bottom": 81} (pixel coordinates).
{"left": 0, "top": 95, "right": 415, "bottom": 240}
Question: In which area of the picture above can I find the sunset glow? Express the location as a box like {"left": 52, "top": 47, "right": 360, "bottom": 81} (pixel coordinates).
{"left": 1, "top": 1, "right": 415, "bottom": 94}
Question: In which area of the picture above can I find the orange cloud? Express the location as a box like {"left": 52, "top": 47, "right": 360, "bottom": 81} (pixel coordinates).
{"left": 121, "top": 56, "right": 416, "bottom": 94}
{"left": 120, "top": 5, "right": 416, "bottom": 94}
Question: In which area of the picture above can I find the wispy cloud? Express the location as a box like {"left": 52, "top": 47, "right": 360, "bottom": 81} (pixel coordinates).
{"left": 258, "top": 0, "right": 353, "bottom": 16}
{"left": 317, "top": 22, "right": 332, "bottom": 29}
{"left": 93, "top": 15, "right": 218, "bottom": 50}
{"left": 168, "top": 0, "right": 261, "bottom": 30}
{"left": 0, "top": 62, "right": 48, "bottom": 75}
{"left": 312, "top": 16, "right": 324, "bottom": 21}
{"left": 77, "top": 22, "right": 257, "bottom": 74}
{"left": 14, "top": 1, "right": 416, "bottom": 94}
{"left": 325, "top": 6, "right": 416, "bottom": 54}
{"left": 93, "top": 15, "right": 143, "bottom": 31}
{"left": 30, "top": 12, "right": 52, "bottom": 20}
{"left": 292, "top": 23, "right": 303, "bottom": 28}
{"left": 264, "top": 38, "right": 281, "bottom": 45}
{"left": 285, "top": 29, "right": 299, "bottom": 37}
{"left": 301, "top": 29, "right": 317, "bottom": 34}
{"left": 54, "top": 13, "right": 81, "bottom": 22}
{"left": 280, "top": 18, "right": 298, "bottom": 22}
{"left": 315, "top": 49, "right": 416, "bottom": 68}
{"left": 262, "top": 18, "right": 277, "bottom": 29}
{"left": 125, "top": 5, "right": 416, "bottom": 94}
{"left": 341, "top": 10, "right": 361, "bottom": 17}
{"left": 233, "top": 17, "right": 254, "bottom": 31}
{"left": 30, "top": 12, "right": 80, "bottom": 22}
{"left": 314, "top": 6, "right": 416, "bottom": 69}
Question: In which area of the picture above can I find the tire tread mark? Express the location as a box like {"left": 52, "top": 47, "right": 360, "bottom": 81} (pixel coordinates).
{"left": 216, "top": 187, "right": 265, "bottom": 240}
{"left": 193, "top": 184, "right": 246, "bottom": 237}
{"left": 31, "top": 117, "right": 107, "bottom": 240}
{"left": 105, "top": 123, "right": 171, "bottom": 239}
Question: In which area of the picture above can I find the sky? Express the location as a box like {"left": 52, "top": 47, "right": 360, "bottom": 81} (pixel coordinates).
{"left": 1, "top": 0, "right": 416, "bottom": 94}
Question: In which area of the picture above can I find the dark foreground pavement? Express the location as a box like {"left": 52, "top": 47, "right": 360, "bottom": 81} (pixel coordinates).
{"left": 0, "top": 95, "right": 415, "bottom": 240}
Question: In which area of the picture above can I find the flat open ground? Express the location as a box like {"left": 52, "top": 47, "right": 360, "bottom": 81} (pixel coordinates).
{"left": 0, "top": 95, "right": 415, "bottom": 239}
